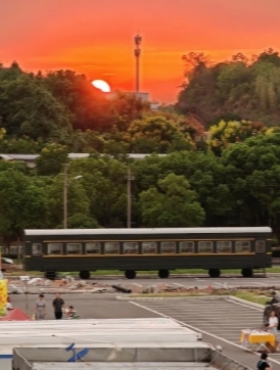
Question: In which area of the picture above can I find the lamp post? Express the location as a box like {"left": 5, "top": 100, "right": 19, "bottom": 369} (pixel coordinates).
{"left": 63, "top": 164, "right": 82, "bottom": 229}
{"left": 126, "top": 166, "right": 135, "bottom": 228}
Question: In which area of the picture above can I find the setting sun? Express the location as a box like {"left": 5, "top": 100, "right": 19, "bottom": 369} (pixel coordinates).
{"left": 92, "top": 80, "right": 111, "bottom": 93}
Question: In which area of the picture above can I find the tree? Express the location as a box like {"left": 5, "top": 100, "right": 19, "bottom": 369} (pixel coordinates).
{"left": 209, "top": 120, "right": 266, "bottom": 155}
{"left": 0, "top": 71, "right": 71, "bottom": 140}
{"left": 126, "top": 115, "right": 185, "bottom": 153}
{"left": 68, "top": 156, "right": 127, "bottom": 227}
{"left": 139, "top": 173, "right": 205, "bottom": 227}
{"left": 46, "top": 175, "right": 91, "bottom": 228}
{"left": 0, "top": 170, "right": 47, "bottom": 237}
{"left": 36, "top": 143, "right": 68, "bottom": 176}
{"left": 221, "top": 132, "right": 280, "bottom": 237}
{"left": 177, "top": 48, "right": 280, "bottom": 127}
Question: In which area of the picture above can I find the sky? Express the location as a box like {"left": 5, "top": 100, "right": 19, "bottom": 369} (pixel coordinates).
{"left": 1, "top": 0, "right": 280, "bottom": 103}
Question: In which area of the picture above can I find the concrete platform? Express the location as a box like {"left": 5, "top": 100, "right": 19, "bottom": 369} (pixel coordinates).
{"left": 31, "top": 363, "right": 217, "bottom": 370}
{"left": 0, "top": 318, "right": 201, "bottom": 352}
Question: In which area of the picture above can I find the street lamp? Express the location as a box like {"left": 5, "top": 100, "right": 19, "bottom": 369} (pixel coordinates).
{"left": 63, "top": 164, "right": 83, "bottom": 229}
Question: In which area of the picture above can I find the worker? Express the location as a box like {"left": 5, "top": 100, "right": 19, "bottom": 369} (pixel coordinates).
{"left": 270, "top": 291, "right": 280, "bottom": 305}
{"left": 257, "top": 353, "right": 271, "bottom": 370}
{"left": 66, "top": 306, "right": 79, "bottom": 319}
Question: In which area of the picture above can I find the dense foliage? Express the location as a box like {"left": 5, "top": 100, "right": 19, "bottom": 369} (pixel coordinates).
{"left": 1, "top": 51, "right": 280, "bottom": 243}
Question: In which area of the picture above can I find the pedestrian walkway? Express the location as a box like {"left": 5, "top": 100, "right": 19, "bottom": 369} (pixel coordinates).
{"left": 130, "top": 297, "right": 280, "bottom": 369}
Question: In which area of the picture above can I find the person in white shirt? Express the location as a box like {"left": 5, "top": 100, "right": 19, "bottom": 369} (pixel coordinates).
{"left": 6, "top": 296, "right": 13, "bottom": 311}
{"left": 268, "top": 310, "right": 278, "bottom": 335}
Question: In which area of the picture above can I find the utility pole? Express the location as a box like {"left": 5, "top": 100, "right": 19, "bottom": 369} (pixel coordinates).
{"left": 126, "top": 167, "right": 135, "bottom": 228}
{"left": 63, "top": 163, "right": 69, "bottom": 229}
{"left": 134, "top": 34, "right": 142, "bottom": 96}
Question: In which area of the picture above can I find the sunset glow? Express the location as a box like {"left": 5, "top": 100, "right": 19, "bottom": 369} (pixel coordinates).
{"left": 1, "top": 0, "right": 280, "bottom": 102}
{"left": 92, "top": 80, "right": 111, "bottom": 93}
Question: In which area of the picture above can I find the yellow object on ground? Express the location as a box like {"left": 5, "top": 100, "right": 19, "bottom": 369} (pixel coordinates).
{"left": 240, "top": 329, "right": 275, "bottom": 347}
{"left": 0, "top": 279, "right": 7, "bottom": 316}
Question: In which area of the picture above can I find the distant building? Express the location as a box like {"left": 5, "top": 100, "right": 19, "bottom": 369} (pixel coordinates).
{"left": 0, "top": 153, "right": 167, "bottom": 168}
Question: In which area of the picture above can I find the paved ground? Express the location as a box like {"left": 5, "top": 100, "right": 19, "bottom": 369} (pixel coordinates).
{"left": 11, "top": 293, "right": 159, "bottom": 320}
{"left": 9, "top": 289, "right": 280, "bottom": 370}
{"left": 84, "top": 276, "right": 280, "bottom": 289}
{"left": 129, "top": 297, "right": 280, "bottom": 370}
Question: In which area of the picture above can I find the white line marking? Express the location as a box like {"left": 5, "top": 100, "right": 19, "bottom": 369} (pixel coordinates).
{"left": 225, "top": 299, "right": 263, "bottom": 312}
{"left": 129, "top": 301, "right": 280, "bottom": 367}
{"left": 251, "top": 282, "right": 268, "bottom": 286}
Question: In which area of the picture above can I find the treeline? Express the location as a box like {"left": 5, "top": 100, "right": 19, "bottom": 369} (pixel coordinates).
{"left": 0, "top": 62, "right": 204, "bottom": 154}
{"left": 1, "top": 130, "right": 280, "bottom": 242}
{"left": 177, "top": 48, "right": 280, "bottom": 127}
{"left": 1, "top": 51, "right": 280, "bottom": 242}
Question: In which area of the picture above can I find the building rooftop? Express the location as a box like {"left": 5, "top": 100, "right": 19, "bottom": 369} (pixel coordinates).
{"left": 31, "top": 363, "right": 217, "bottom": 370}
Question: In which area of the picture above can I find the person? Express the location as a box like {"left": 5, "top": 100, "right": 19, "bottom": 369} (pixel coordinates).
{"left": 267, "top": 310, "right": 278, "bottom": 335}
{"left": 270, "top": 291, "right": 280, "bottom": 305}
{"left": 257, "top": 353, "right": 271, "bottom": 370}
{"left": 6, "top": 296, "right": 13, "bottom": 311}
{"left": 35, "top": 294, "right": 46, "bottom": 320}
{"left": 52, "top": 293, "right": 64, "bottom": 320}
{"left": 66, "top": 305, "right": 79, "bottom": 319}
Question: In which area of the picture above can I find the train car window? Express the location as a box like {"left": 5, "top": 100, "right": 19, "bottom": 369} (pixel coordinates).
{"left": 47, "top": 243, "right": 63, "bottom": 255}
{"left": 86, "top": 242, "right": 101, "bottom": 254}
{"left": 217, "top": 241, "right": 232, "bottom": 253}
{"left": 161, "top": 242, "right": 176, "bottom": 254}
{"left": 235, "top": 241, "right": 251, "bottom": 253}
{"left": 104, "top": 242, "right": 119, "bottom": 254}
{"left": 32, "top": 243, "right": 42, "bottom": 256}
{"left": 255, "top": 240, "right": 265, "bottom": 253}
{"left": 198, "top": 241, "right": 213, "bottom": 253}
{"left": 123, "top": 242, "right": 139, "bottom": 254}
{"left": 179, "top": 241, "right": 194, "bottom": 253}
{"left": 66, "top": 243, "right": 82, "bottom": 254}
{"left": 142, "top": 242, "right": 157, "bottom": 254}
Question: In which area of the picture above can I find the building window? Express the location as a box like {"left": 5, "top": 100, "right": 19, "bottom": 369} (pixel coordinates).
{"left": 32, "top": 243, "right": 42, "bottom": 256}
{"left": 142, "top": 242, "right": 157, "bottom": 254}
{"left": 179, "top": 241, "right": 195, "bottom": 253}
{"left": 66, "top": 243, "right": 82, "bottom": 254}
{"left": 86, "top": 242, "right": 101, "bottom": 254}
{"left": 217, "top": 241, "right": 232, "bottom": 253}
{"left": 198, "top": 241, "right": 213, "bottom": 253}
{"left": 104, "top": 242, "right": 119, "bottom": 254}
{"left": 255, "top": 240, "right": 265, "bottom": 253}
{"left": 123, "top": 242, "right": 139, "bottom": 254}
{"left": 47, "top": 243, "right": 62, "bottom": 255}
{"left": 161, "top": 242, "right": 176, "bottom": 254}
{"left": 235, "top": 241, "right": 251, "bottom": 253}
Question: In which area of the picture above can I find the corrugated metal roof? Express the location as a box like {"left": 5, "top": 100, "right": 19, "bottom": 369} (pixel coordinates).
{"left": 24, "top": 227, "right": 272, "bottom": 237}
{"left": 0, "top": 153, "right": 167, "bottom": 162}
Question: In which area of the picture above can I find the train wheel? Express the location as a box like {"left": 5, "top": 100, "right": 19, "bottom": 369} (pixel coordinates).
{"left": 79, "top": 271, "right": 90, "bottom": 280}
{"left": 125, "top": 270, "right": 136, "bottom": 279}
{"left": 241, "top": 268, "right": 253, "bottom": 278}
{"left": 208, "top": 269, "right": 220, "bottom": 278}
{"left": 45, "top": 270, "right": 57, "bottom": 280}
{"left": 158, "top": 269, "right": 169, "bottom": 279}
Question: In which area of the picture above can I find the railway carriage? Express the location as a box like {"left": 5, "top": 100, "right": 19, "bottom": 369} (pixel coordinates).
{"left": 23, "top": 227, "right": 272, "bottom": 280}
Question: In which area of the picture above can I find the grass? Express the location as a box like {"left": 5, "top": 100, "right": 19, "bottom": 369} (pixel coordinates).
{"left": 233, "top": 291, "right": 269, "bottom": 305}
{"left": 127, "top": 289, "right": 273, "bottom": 303}
{"left": 5, "top": 267, "right": 280, "bottom": 277}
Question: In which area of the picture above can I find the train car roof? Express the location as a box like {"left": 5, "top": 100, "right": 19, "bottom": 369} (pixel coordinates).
{"left": 24, "top": 227, "right": 272, "bottom": 237}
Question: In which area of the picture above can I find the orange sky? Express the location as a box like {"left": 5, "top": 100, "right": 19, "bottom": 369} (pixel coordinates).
{"left": 1, "top": 0, "right": 280, "bottom": 103}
